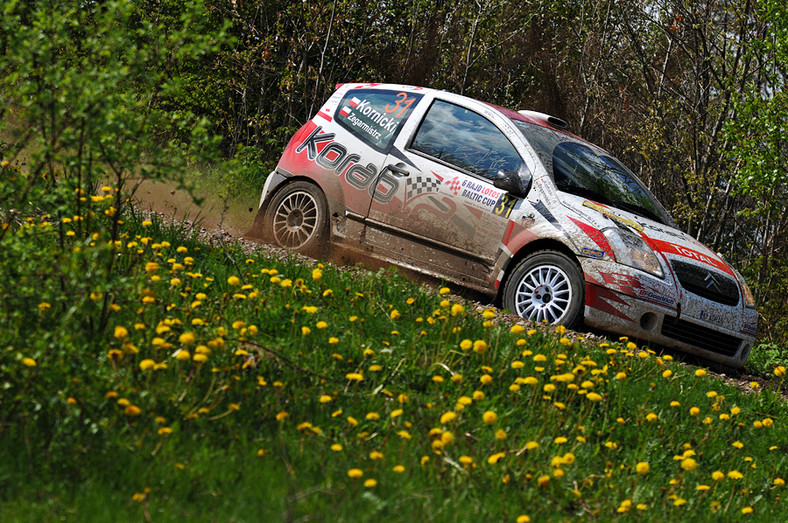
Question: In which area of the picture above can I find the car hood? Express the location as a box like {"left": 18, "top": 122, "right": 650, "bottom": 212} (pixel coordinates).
{"left": 562, "top": 193, "right": 738, "bottom": 279}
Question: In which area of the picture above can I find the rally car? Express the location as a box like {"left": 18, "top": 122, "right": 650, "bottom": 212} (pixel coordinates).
{"left": 250, "top": 83, "right": 757, "bottom": 367}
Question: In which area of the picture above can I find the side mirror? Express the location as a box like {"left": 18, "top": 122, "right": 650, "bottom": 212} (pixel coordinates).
{"left": 493, "top": 162, "right": 532, "bottom": 198}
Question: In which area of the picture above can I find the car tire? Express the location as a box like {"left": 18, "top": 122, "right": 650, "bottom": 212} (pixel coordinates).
{"left": 502, "top": 251, "right": 584, "bottom": 327}
{"left": 264, "top": 181, "right": 330, "bottom": 257}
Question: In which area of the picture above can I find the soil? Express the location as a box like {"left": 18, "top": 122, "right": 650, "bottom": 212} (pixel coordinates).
{"left": 130, "top": 178, "right": 783, "bottom": 397}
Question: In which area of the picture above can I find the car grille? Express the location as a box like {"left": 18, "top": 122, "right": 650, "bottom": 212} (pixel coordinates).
{"left": 670, "top": 260, "right": 739, "bottom": 306}
{"left": 661, "top": 315, "right": 742, "bottom": 357}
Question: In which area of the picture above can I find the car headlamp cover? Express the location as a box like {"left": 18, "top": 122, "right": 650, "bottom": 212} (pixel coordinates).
{"left": 602, "top": 227, "right": 663, "bottom": 278}
{"left": 731, "top": 267, "right": 756, "bottom": 309}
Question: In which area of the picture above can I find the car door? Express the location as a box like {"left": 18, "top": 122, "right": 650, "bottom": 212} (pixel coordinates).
{"left": 364, "top": 98, "right": 526, "bottom": 279}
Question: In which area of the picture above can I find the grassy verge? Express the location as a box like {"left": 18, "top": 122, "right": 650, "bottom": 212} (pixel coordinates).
{"left": 1, "top": 175, "right": 787, "bottom": 522}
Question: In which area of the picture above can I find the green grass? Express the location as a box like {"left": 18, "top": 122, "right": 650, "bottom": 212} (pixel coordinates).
{"left": 1, "top": 174, "right": 787, "bottom": 522}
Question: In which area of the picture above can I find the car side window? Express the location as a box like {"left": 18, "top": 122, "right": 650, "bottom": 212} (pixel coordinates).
{"left": 410, "top": 100, "right": 521, "bottom": 180}
{"left": 336, "top": 89, "right": 423, "bottom": 151}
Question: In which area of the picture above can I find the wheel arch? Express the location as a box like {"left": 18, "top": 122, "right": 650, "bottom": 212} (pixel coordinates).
{"left": 252, "top": 175, "right": 334, "bottom": 241}
{"left": 497, "top": 238, "right": 583, "bottom": 305}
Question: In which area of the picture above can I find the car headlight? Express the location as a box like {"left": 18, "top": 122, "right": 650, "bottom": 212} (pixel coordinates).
{"left": 602, "top": 227, "right": 663, "bottom": 278}
{"left": 731, "top": 268, "right": 756, "bottom": 309}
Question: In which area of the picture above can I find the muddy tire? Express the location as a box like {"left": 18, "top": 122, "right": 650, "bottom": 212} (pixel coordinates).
{"left": 502, "top": 251, "right": 584, "bottom": 327}
{"left": 264, "top": 181, "right": 330, "bottom": 257}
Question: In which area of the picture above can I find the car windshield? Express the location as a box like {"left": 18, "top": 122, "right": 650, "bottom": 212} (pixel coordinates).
{"left": 515, "top": 121, "right": 675, "bottom": 226}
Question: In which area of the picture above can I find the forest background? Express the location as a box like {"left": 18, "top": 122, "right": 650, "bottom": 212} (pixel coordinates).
{"left": 3, "top": 0, "right": 788, "bottom": 362}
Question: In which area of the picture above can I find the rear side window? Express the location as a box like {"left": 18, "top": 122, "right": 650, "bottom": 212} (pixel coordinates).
{"left": 336, "top": 89, "right": 423, "bottom": 151}
{"left": 410, "top": 100, "right": 521, "bottom": 180}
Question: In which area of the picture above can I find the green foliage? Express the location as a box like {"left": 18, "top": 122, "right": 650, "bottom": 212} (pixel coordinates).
{"left": 1, "top": 199, "right": 788, "bottom": 520}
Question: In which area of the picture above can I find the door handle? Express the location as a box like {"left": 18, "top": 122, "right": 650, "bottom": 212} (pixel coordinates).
{"left": 386, "top": 163, "right": 410, "bottom": 177}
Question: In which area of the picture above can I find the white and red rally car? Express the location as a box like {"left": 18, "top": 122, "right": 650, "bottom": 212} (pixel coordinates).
{"left": 252, "top": 83, "right": 757, "bottom": 367}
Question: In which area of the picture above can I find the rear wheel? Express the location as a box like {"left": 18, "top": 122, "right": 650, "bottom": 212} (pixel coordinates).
{"left": 265, "top": 181, "right": 329, "bottom": 256}
{"left": 503, "top": 251, "right": 584, "bottom": 327}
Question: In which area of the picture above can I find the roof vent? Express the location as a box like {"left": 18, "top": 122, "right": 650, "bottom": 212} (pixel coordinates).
{"left": 518, "top": 110, "right": 568, "bottom": 130}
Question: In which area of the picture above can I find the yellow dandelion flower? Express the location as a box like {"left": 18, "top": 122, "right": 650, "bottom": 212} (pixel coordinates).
{"left": 681, "top": 458, "right": 697, "bottom": 471}
{"left": 487, "top": 452, "right": 506, "bottom": 465}
{"left": 347, "top": 468, "right": 363, "bottom": 478}
{"left": 364, "top": 479, "right": 377, "bottom": 488}
{"left": 482, "top": 411, "right": 497, "bottom": 424}
{"left": 728, "top": 470, "right": 743, "bottom": 479}
{"left": 516, "top": 516, "right": 531, "bottom": 523}
{"left": 689, "top": 407, "right": 700, "bottom": 416}
{"left": 178, "top": 331, "right": 196, "bottom": 345}
{"left": 393, "top": 465, "right": 405, "bottom": 473}
{"left": 227, "top": 276, "right": 241, "bottom": 286}
{"left": 22, "top": 357, "right": 37, "bottom": 367}
{"left": 369, "top": 451, "right": 384, "bottom": 460}
{"left": 636, "top": 462, "right": 650, "bottom": 475}
{"left": 480, "top": 374, "right": 493, "bottom": 385}
{"left": 742, "top": 507, "right": 753, "bottom": 515}
{"left": 113, "top": 325, "right": 129, "bottom": 339}
{"left": 365, "top": 412, "right": 380, "bottom": 420}
{"left": 586, "top": 392, "right": 603, "bottom": 402}
{"left": 473, "top": 340, "right": 488, "bottom": 354}
{"left": 773, "top": 477, "right": 785, "bottom": 486}
{"left": 537, "top": 475, "right": 550, "bottom": 488}
{"left": 124, "top": 405, "right": 141, "bottom": 416}
{"left": 440, "top": 411, "right": 457, "bottom": 424}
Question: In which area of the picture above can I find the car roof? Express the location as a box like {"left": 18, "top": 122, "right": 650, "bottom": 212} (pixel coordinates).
{"left": 335, "top": 82, "right": 573, "bottom": 134}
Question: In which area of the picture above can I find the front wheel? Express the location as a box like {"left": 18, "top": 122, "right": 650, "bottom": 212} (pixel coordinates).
{"left": 264, "top": 181, "right": 329, "bottom": 256}
{"left": 502, "top": 251, "right": 584, "bottom": 327}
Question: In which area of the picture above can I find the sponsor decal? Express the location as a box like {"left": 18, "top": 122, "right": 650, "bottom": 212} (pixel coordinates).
{"left": 568, "top": 217, "right": 614, "bottom": 258}
{"left": 520, "top": 213, "right": 536, "bottom": 229}
{"left": 581, "top": 247, "right": 605, "bottom": 259}
{"left": 648, "top": 238, "right": 733, "bottom": 276}
{"left": 336, "top": 91, "right": 422, "bottom": 149}
{"left": 582, "top": 200, "right": 644, "bottom": 232}
{"left": 637, "top": 289, "right": 674, "bottom": 307}
{"left": 699, "top": 309, "right": 725, "bottom": 326}
{"left": 599, "top": 271, "right": 675, "bottom": 307}
{"left": 459, "top": 179, "right": 502, "bottom": 208}
{"left": 447, "top": 176, "right": 462, "bottom": 195}
{"left": 406, "top": 173, "right": 443, "bottom": 201}
{"left": 293, "top": 125, "right": 400, "bottom": 203}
